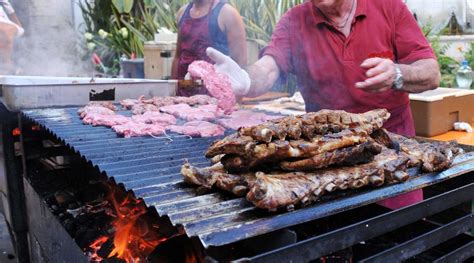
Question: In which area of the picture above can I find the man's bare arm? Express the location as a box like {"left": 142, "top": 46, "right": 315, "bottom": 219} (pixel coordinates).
{"left": 398, "top": 59, "right": 440, "bottom": 93}
{"left": 220, "top": 5, "right": 247, "bottom": 67}
{"left": 356, "top": 58, "right": 440, "bottom": 93}
{"left": 245, "top": 55, "right": 281, "bottom": 97}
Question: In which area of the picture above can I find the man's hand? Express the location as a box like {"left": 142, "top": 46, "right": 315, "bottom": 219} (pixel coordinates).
{"left": 355, "top": 58, "right": 396, "bottom": 93}
{"left": 206, "top": 47, "right": 251, "bottom": 96}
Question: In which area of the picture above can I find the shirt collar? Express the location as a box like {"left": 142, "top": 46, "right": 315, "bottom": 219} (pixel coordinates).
{"left": 309, "top": 0, "right": 367, "bottom": 26}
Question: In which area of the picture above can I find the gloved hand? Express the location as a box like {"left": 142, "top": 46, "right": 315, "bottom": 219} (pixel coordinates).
{"left": 206, "top": 47, "right": 251, "bottom": 96}
{"left": 15, "top": 25, "right": 23, "bottom": 37}
{"left": 0, "top": 0, "right": 15, "bottom": 15}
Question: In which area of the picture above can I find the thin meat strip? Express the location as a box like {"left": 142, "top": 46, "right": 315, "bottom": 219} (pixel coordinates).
{"left": 167, "top": 121, "right": 225, "bottom": 137}
{"left": 160, "top": 104, "right": 222, "bottom": 121}
{"left": 131, "top": 111, "right": 177, "bottom": 125}
{"left": 112, "top": 122, "right": 166, "bottom": 138}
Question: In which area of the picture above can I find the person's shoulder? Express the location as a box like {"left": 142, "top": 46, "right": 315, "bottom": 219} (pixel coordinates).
{"left": 176, "top": 4, "right": 189, "bottom": 22}
{"left": 220, "top": 2, "right": 240, "bottom": 17}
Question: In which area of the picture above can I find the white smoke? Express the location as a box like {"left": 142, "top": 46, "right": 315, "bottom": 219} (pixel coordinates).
{"left": 11, "top": 0, "right": 93, "bottom": 77}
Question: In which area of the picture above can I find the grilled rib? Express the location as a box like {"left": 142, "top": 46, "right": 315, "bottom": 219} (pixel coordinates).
{"left": 220, "top": 129, "right": 370, "bottom": 172}
{"left": 205, "top": 134, "right": 257, "bottom": 158}
{"left": 279, "top": 141, "right": 382, "bottom": 171}
{"left": 181, "top": 162, "right": 255, "bottom": 196}
{"left": 389, "top": 132, "right": 464, "bottom": 172}
{"left": 238, "top": 109, "right": 390, "bottom": 142}
{"left": 246, "top": 148, "right": 410, "bottom": 210}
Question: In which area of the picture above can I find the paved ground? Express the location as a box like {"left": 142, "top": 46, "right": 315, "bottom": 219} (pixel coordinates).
{"left": 0, "top": 203, "right": 16, "bottom": 263}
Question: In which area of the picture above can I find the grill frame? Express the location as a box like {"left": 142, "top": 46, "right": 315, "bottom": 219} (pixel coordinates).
{"left": 20, "top": 107, "right": 474, "bottom": 249}
{"left": 0, "top": 105, "right": 472, "bottom": 262}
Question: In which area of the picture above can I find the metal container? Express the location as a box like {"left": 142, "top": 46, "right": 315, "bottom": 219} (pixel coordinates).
{"left": 0, "top": 75, "right": 177, "bottom": 111}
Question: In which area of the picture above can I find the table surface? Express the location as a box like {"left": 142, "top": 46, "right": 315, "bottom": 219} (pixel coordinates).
{"left": 429, "top": 125, "right": 474, "bottom": 146}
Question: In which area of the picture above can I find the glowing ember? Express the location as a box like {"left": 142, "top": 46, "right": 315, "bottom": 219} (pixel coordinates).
{"left": 88, "top": 185, "right": 166, "bottom": 262}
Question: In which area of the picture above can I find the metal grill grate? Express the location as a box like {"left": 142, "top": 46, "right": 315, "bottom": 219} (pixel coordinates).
{"left": 21, "top": 107, "right": 474, "bottom": 248}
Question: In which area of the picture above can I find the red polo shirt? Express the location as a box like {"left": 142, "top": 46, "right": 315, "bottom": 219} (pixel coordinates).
{"left": 263, "top": 0, "right": 436, "bottom": 137}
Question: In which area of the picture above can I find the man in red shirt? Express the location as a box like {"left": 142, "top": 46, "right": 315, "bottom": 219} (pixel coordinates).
{"left": 206, "top": 0, "right": 440, "bottom": 209}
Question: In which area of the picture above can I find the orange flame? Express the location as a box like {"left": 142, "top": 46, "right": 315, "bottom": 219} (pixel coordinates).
{"left": 89, "top": 236, "right": 108, "bottom": 262}
{"left": 89, "top": 185, "right": 167, "bottom": 262}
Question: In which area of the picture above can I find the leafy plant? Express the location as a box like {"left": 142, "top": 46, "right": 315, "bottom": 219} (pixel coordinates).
{"left": 422, "top": 22, "right": 459, "bottom": 88}
{"left": 80, "top": 0, "right": 161, "bottom": 74}
{"left": 230, "top": 0, "right": 305, "bottom": 47}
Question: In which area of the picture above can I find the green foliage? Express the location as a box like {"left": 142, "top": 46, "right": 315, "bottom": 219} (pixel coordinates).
{"left": 230, "top": 0, "right": 305, "bottom": 47}
{"left": 80, "top": 0, "right": 305, "bottom": 78}
{"left": 422, "top": 22, "right": 459, "bottom": 88}
{"left": 80, "top": 0, "right": 160, "bottom": 74}
{"left": 112, "top": 0, "right": 134, "bottom": 13}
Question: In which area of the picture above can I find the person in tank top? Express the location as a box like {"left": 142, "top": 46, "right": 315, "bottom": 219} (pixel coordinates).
{"left": 171, "top": 0, "right": 247, "bottom": 96}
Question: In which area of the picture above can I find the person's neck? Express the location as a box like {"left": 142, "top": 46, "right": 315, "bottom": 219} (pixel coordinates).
{"left": 193, "top": 0, "right": 213, "bottom": 9}
{"left": 317, "top": 0, "right": 353, "bottom": 19}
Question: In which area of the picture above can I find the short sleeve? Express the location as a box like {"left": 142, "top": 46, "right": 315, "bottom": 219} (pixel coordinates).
{"left": 261, "top": 11, "right": 294, "bottom": 74}
{"left": 393, "top": 0, "right": 436, "bottom": 64}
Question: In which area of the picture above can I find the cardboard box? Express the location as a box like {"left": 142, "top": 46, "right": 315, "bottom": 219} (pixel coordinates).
{"left": 409, "top": 88, "right": 474, "bottom": 137}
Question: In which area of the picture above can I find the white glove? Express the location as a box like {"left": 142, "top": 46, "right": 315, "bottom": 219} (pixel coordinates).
{"left": 206, "top": 47, "right": 251, "bottom": 96}
{"left": 16, "top": 25, "right": 23, "bottom": 37}
{"left": 0, "top": 0, "right": 15, "bottom": 15}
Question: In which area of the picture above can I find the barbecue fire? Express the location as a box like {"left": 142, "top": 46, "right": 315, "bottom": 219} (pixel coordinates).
{"left": 88, "top": 184, "right": 167, "bottom": 262}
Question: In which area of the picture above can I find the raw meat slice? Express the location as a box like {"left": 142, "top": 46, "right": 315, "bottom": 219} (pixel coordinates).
{"left": 82, "top": 113, "right": 130, "bottom": 127}
{"left": 112, "top": 122, "right": 166, "bottom": 138}
{"left": 159, "top": 103, "right": 192, "bottom": 116}
{"left": 167, "top": 121, "right": 225, "bottom": 137}
{"left": 78, "top": 105, "right": 115, "bottom": 118}
{"left": 120, "top": 95, "right": 146, "bottom": 109}
{"left": 131, "top": 111, "right": 176, "bottom": 125}
{"left": 188, "top": 60, "right": 236, "bottom": 114}
{"left": 216, "top": 110, "right": 283, "bottom": 130}
{"left": 159, "top": 104, "right": 222, "bottom": 121}
{"left": 131, "top": 103, "right": 160, "bottom": 115}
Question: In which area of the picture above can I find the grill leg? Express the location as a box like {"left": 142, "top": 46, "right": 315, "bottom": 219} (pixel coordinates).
{"left": 1, "top": 110, "right": 30, "bottom": 263}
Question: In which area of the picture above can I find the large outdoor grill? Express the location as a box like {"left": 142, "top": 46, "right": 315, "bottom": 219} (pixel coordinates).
{"left": 0, "top": 78, "right": 474, "bottom": 262}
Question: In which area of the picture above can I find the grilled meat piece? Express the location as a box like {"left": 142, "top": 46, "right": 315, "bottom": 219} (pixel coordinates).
{"left": 206, "top": 134, "right": 257, "bottom": 158}
{"left": 389, "top": 132, "right": 464, "bottom": 172}
{"left": 220, "top": 130, "right": 370, "bottom": 172}
{"left": 246, "top": 148, "right": 410, "bottom": 210}
{"left": 239, "top": 109, "right": 390, "bottom": 142}
{"left": 181, "top": 162, "right": 255, "bottom": 196}
{"left": 370, "top": 129, "right": 394, "bottom": 148}
{"left": 280, "top": 141, "right": 382, "bottom": 171}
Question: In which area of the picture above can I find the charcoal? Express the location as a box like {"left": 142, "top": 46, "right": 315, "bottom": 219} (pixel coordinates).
{"left": 63, "top": 219, "right": 76, "bottom": 236}
{"left": 97, "top": 237, "right": 115, "bottom": 259}
{"left": 54, "top": 190, "right": 75, "bottom": 206}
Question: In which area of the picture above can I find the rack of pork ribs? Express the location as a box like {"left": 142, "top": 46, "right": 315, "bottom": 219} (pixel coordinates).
{"left": 181, "top": 109, "right": 463, "bottom": 211}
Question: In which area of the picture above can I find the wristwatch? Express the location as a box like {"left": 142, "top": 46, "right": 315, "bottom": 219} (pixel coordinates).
{"left": 392, "top": 65, "right": 404, "bottom": 91}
